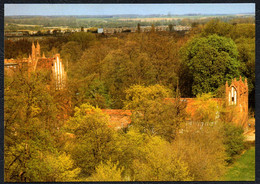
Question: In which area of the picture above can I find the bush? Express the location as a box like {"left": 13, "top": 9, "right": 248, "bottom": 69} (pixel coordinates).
{"left": 220, "top": 122, "right": 245, "bottom": 164}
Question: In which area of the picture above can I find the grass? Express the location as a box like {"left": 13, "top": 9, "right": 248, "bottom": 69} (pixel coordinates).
{"left": 223, "top": 146, "right": 255, "bottom": 181}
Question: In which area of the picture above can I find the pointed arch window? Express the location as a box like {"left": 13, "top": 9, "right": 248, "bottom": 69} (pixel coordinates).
{"left": 229, "top": 86, "right": 237, "bottom": 105}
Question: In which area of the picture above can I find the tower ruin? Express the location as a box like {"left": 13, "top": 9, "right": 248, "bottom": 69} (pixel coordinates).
{"left": 225, "top": 76, "right": 248, "bottom": 126}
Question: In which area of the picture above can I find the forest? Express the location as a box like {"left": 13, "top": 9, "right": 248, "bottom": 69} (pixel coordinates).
{"left": 4, "top": 19, "right": 255, "bottom": 181}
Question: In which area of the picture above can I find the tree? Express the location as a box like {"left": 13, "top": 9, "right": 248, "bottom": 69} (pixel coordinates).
{"left": 88, "top": 160, "right": 124, "bottom": 181}
{"left": 191, "top": 93, "right": 221, "bottom": 123}
{"left": 137, "top": 23, "right": 141, "bottom": 33}
{"left": 4, "top": 39, "right": 31, "bottom": 59}
{"left": 132, "top": 135, "right": 193, "bottom": 181}
{"left": 219, "top": 122, "right": 245, "bottom": 164}
{"left": 60, "top": 41, "right": 82, "bottom": 68}
{"left": 26, "top": 152, "right": 80, "bottom": 182}
{"left": 230, "top": 23, "right": 255, "bottom": 40}
{"left": 84, "top": 78, "right": 112, "bottom": 108}
{"left": 4, "top": 71, "right": 70, "bottom": 182}
{"left": 67, "top": 32, "right": 96, "bottom": 50}
{"left": 181, "top": 34, "right": 240, "bottom": 95}
{"left": 172, "top": 122, "right": 227, "bottom": 181}
{"left": 201, "top": 19, "right": 233, "bottom": 37}
{"left": 114, "top": 128, "right": 192, "bottom": 181}
{"left": 235, "top": 37, "right": 255, "bottom": 108}
{"left": 151, "top": 24, "right": 155, "bottom": 32}
{"left": 65, "top": 103, "right": 119, "bottom": 177}
{"left": 124, "top": 84, "right": 187, "bottom": 141}
{"left": 168, "top": 24, "right": 173, "bottom": 32}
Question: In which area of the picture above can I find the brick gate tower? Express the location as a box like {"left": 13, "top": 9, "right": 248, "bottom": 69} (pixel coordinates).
{"left": 225, "top": 76, "right": 248, "bottom": 126}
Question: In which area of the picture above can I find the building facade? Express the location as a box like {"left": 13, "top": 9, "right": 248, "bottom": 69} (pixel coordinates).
{"left": 4, "top": 41, "right": 67, "bottom": 90}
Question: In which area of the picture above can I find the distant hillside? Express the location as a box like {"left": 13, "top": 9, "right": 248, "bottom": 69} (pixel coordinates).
{"left": 5, "top": 14, "right": 255, "bottom": 31}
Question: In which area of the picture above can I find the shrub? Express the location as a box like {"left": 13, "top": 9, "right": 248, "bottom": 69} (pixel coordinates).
{"left": 220, "top": 122, "right": 245, "bottom": 164}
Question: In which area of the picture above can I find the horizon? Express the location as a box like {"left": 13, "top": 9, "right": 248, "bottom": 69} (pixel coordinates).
{"left": 5, "top": 4, "right": 255, "bottom": 16}
{"left": 4, "top": 12, "right": 255, "bottom": 17}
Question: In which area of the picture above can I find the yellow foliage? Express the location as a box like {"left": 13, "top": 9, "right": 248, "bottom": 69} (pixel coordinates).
{"left": 88, "top": 160, "right": 124, "bottom": 181}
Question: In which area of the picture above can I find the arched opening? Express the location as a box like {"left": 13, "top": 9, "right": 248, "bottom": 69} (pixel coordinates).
{"left": 229, "top": 86, "right": 237, "bottom": 105}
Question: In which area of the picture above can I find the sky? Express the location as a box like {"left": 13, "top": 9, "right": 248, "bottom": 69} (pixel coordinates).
{"left": 5, "top": 4, "right": 255, "bottom": 16}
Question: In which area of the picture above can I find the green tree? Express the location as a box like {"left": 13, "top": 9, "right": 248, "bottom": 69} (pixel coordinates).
{"left": 26, "top": 151, "right": 80, "bottom": 182}
{"left": 132, "top": 135, "right": 193, "bottom": 181}
{"left": 235, "top": 37, "right": 255, "bottom": 108}
{"left": 219, "top": 122, "right": 245, "bottom": 164}
{"left": 4, "top": 71, "right": 70, "bottom": 182}
{"left": 85, "top": 78, "right": 112, "bottom": 108}
{"left": 65, "top": 103, "right": 119, "bottom": 177}
{"left": 114, "top": 128, "right": 192, "bottom": 181}
{"left": 124, "top": 84, "right": 187, "bottom": 141}
{"left": 88, "top": 160, "right": 124, "bottom": 181}
{"left": 181, "top": 34, "right": 240, "bottom": 95}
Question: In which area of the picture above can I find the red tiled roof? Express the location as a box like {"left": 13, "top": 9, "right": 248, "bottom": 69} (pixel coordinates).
{"left": 36, "top": 58, "right": 53, "bottom": 70}
{"left": 101, "top": 109, "right": 132, "bottom": 129}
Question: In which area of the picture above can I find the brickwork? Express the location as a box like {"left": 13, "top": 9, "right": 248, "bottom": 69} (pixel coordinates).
{"left": 225, "top": 76, "right": 248, "bottom": 127}
{"left": 101, "top": 109, "right": 132, "bottom": 129}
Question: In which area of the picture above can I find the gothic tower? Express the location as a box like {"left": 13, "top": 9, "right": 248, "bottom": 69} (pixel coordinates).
{"left": 225, "top": 76, "right": 248, "bottom": 126}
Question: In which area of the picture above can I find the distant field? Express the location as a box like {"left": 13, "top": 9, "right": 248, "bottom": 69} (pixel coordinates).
{"left": 15, "top": 24, "right": 43, "bottom": 27}
{"left": 223, "top": 146, "right": 255, "bottom": 181}
{"left": 117, "top": 15, "right": 222, "bottom": 22}
{"left": 118, "top": 17, "right": 181, "bottom": 22}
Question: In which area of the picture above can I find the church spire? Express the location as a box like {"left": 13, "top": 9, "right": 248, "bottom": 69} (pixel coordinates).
{"left": 36, "top": 40, "right": 41, "bottom": 57}
{"left": 28, "top": 54, "right": 32, "bottom": 63}
{"left": 32, "top": 41, "right": 36, "bottom": 60}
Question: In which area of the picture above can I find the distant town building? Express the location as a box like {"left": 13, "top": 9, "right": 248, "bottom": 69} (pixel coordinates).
{"left": 174, "top": 25, "right": 191, "bottom": 31}
{"left": 98, "top": 28, "right": 104, "bottom": 33}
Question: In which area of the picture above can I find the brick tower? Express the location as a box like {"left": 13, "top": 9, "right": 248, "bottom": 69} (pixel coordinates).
{"left": 225, "top": 76, "right": 248, "bottom": 126}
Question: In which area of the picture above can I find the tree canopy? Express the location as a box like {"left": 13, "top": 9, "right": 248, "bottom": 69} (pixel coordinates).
{"left": 181, "top": 34, "right": 240, "bottom": 95}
